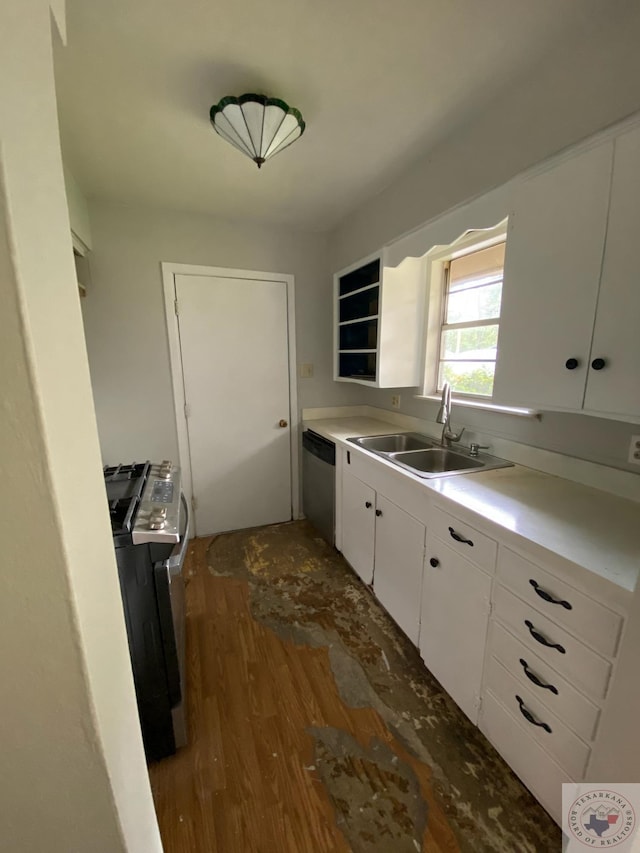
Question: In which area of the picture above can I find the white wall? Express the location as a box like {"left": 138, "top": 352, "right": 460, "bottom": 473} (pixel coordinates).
{"left": 83, "top": 200, "right": 360, "bottom": 464}
{"left": 64, "top": 164, "right": 93, "bottom": 250}
{"left": 0, "top": 3, "right": 161, "bottom": 851}
{"left": 328, "top": 6, "right": 640, "bottom": 473}
{"left": 330, "top": 6, "right": 640, "bottom": 267}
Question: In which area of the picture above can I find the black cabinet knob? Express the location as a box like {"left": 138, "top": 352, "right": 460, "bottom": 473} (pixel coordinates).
{"left": 375, "top": 509, "right": 382, "bottom": 517}
{"left": 591, "top": 357, "right": 607, "bottom": 371}
{"left": 429, "top": 557, "right": 439, "bottom": 568}
{"left": 365, "top": 501, "right": 372, "bottom": 509}
{"left": 565, "top": 358, "right": 579, "bottom": 370}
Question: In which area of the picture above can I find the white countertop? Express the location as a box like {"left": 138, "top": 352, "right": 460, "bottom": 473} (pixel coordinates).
{"left": 304, "top": 416, "right": 640, "bottom": 593}
{"left": 305, "top": 416, "right": 407, "bottom": 443}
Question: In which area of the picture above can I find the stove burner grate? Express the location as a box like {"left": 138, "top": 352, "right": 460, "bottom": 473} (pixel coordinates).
{"left": 104, "top": 462, "right": 148, "bottom": 482}
{"left": 108, "top": 496, "right": 140, "bottom": 535}
{"left": 104, "top": 461, "right": 150, "bottom": 536}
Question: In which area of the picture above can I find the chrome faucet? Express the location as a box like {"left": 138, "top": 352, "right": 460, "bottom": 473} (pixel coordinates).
{"left": 436, "top": 382, "right": 465, "bottom": 447}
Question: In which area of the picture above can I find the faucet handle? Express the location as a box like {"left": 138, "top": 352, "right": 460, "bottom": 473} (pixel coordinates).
{"left": 469, "top": 442, "right": 489, "bottom": 457}
{"left": 445, "top": 426, "right": 465, "bottom": 443}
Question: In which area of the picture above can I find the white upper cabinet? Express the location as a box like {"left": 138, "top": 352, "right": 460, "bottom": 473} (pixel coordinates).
{"left": 494, "top": 122, "right": 640, "bottom": 418}
{"left": 334, "top": 252, "right": 425, "bottom": 387}
{"left": 492, "top": 142, "right": 613, "bottom": 410}
{"left": 583, "top": 125, "right": 640, "bottom": 417}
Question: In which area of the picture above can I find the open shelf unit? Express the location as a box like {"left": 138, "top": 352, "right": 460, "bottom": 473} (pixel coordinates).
{"left": 333, "top": 251, "right": 426, "bottom": 387}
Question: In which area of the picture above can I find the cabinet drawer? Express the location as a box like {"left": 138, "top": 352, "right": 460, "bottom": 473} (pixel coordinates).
{"left": 488, "top": 621, "right": 600, "bottom": 742}
{"left": 480, "top": 689, "right": 569, "bottom": 825}
{"left": 484, "top": 656, "right": 590, "bottom": 779}
{"left": 497, "top": 548, "right": 622, "bottom": 657}
{"left": 430, "top": 505, "right": 497, "bottom": 571}
{"left": 493, "top": 585, "right": 611, "bottom": 701}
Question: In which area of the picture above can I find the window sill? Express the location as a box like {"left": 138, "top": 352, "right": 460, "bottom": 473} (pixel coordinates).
{"left": 414, "top": 394, "right": 541, "bottom": 419}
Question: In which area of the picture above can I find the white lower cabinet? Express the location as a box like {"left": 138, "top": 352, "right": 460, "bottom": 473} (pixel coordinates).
{"left": 373, "top": 494, "right": 425, "bottom": 645}
{"left": 480, "top": 690, "right": 569, "bottom": 825}
{"left": 480, "top": 546, "right": 627, "bottom": 825}
{"left": 340, "top": 463, "right": 425, "bottom": 644}
{"left": 420, "top": 536, "right": 492, "bottom": 724}
{"left": 488, "top": 621, "right": 600, "bottom": 742}
{"left": 338, "top": 446, "right": 629, "bottom": 826}
{"left": 483, "top": 655, "right": 590, "bottom": 780}
{"left": 341, "top": 466, "right": 376, "bottom": 584}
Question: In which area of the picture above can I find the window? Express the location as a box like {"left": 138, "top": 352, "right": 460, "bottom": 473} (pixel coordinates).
{"left": 437, "top": 241, "right": 505, "bottom": 397}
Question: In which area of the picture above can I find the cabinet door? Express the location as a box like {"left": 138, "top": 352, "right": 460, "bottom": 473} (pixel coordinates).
{"left": 376, "top": 257, "right": 424, "bottom": 388}
{"left": 493, "top": 142, "right": 613, "bottom": 409}
{"left": 341, "top": 467, "right": 376, "bottom": 585}
{"left": 584, "top": 125, "right": 640, "bottom": 416}
{"left": 373, "top": 495, "right": 425, "bottom": 645}
{"left": 420, "top": 537, "right": 492, "bottom": 723}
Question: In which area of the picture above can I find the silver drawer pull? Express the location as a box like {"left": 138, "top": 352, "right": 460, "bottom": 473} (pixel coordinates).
{"left": 529, "top": 579, "right": 572, "bottom": 610}
{"left": 516, "top": 695, "right": 552, "bottom": 733}
{"left": 519, "top": 658, "right": 559, "bottom": 695}
{"left": 524, "top": 619, "right": 566, "bottom": 654}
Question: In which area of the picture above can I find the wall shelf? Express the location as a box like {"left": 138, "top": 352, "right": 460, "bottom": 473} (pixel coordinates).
{"left": 333, "top": 251, "right": 425, "bottom": 387}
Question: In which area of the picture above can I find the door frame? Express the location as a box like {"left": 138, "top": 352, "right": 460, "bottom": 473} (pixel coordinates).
{"left": 161, "top": 262, "right": 300, "bottom": 527}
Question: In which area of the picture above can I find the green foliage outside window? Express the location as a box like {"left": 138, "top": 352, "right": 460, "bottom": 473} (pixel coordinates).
{"left": 442, "top": 363, "right": 495, "bottom": 396}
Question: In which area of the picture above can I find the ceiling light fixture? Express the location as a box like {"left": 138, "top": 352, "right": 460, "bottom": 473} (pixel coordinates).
{"left": 209, "top": 93, "right": 305, "bottom": 169}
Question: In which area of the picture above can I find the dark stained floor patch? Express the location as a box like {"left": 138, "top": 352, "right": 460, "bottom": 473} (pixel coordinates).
{"left": 208, "top": 520, "right": 561, "bottom": 852}
{"left": 309, "top": 726, "right": 426, "bottom": 853}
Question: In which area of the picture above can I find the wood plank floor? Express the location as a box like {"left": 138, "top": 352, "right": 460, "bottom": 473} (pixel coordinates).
{"left": 149, "top": 535, "right": 460, "bottom": 852}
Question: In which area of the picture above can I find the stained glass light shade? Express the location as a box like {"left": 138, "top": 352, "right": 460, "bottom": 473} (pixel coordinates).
{"left": 209, "top": 94, "right": 305, "bottom": 168}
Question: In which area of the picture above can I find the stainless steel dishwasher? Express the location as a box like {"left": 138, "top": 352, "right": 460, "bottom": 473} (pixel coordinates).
{"left": 302, "top": 430, "right": 336, "bottom": 545}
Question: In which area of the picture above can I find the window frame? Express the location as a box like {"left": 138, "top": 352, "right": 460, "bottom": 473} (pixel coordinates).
{"left": 422, "top": 221, "right": 508, "bottom": 400}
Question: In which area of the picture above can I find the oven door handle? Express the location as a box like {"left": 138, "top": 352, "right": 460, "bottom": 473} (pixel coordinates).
{"left": 166, "top": 491, "right": 190, "bottom": 573}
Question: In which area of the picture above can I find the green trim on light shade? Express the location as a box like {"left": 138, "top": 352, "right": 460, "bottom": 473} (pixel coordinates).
{"left": 209, "top": 93, "right": 305, "bottom": 168}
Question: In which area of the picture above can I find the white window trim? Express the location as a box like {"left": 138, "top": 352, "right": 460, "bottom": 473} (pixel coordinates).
{"left": 421, "top": 220, "right": 509, "bottom": 401}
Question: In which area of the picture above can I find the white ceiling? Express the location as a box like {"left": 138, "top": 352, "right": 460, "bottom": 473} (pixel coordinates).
{"left": 54, "top": 0, "right": 610, "bottom": 231}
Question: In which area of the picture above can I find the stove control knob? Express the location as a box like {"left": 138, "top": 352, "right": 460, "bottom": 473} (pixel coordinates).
{"left": 149, "top": 518, "right": 166, "bottom": 530}
{"left": 151, "top": 508, "right": 167, "bottom": 519}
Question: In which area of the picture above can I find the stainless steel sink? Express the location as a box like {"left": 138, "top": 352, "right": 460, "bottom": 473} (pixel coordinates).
{"left": 348, "top": 432, "right": 435, "bottom": 453}
{"left": 389, "top": 447, "right": 513, "bottom": 478}
{"left": 348, "top": 431, "right": 513, "bottom": 478}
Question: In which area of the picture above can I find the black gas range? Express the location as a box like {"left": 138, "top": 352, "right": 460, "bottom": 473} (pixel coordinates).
{"left": 105, "top": 460, "right": 182, "bottom": 548}
{"left": 104, "top": 460, "right": 189, "bottom": 761}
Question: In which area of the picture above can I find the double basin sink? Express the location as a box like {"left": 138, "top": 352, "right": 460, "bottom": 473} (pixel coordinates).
{"left": 347, "top": 432, "right": 513, "bottom": 479}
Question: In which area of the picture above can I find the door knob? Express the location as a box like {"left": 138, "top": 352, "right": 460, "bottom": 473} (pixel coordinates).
{"left": 279, "top": 419, "right": 288, "bottom": 427}
{"left": 591, "top": 358, "right": 606, "bottom": 371}
{"left": 565, "top": 358, "right": 579, "bottom": 370}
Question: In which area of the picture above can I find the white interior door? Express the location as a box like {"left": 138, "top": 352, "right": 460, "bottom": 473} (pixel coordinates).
{"left": 175, "top": 272, "right": 292, "bottom": 535}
